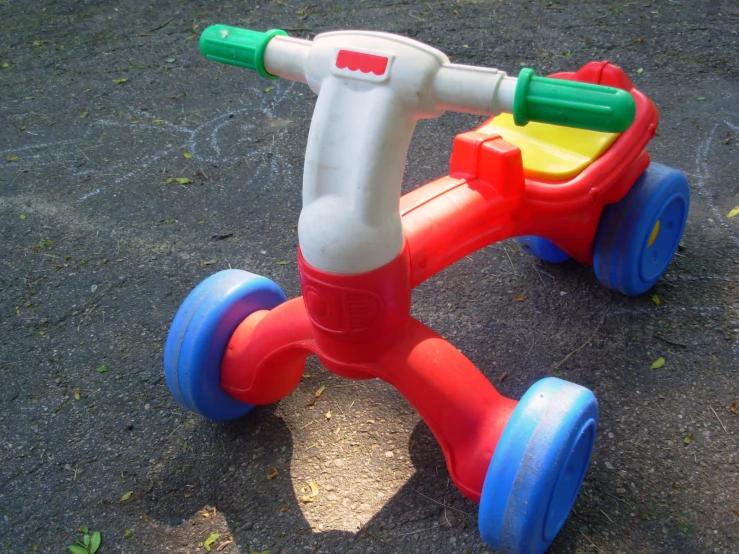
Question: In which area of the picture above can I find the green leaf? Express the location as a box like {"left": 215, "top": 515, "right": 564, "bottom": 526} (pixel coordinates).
{"left": 97, "top": 365, "right": 107, "bottom": 373}
{"left": 83, "top": 535, "right": 91, "bottom": 547}
{"left": 552, "top": 370, "right": 563, "bottom": 378}
{"left": 175, "top": 177, "right": 191, "bottom": 185}
{"left": 1, "top": 62, "right": 9, "bottom": 68}
{"left": 183, "top": 152, "right": 193, "bottom": 159}
{"left": 637, "top": 67, "right": 643, "bottom": 74}
{"left": 728, "top": 206, "right": 739, "bottom": 219}
{"left": 112, "top": 78, "right": 128, "bottom": 84}
{"left": 264, "top": 86, "right": 275, "bottom": 93}
{"left": 69, "top": 545, "right": 87, "bottom": 554}
{"left": 649, "top": 357, "right": 665, "bottom": 370}
{"left": 696, "top": 97, "right": 705, "bottom": 101}
{"left": 118, "top": 490, "right": 133, "bottom": 502}
{"left": 683, "top": 432, "right": 693, "bottom": 445}
{"left": 124, "top": 529, "right": 132, "bottom": 538}
{"left": 89, "top": 531, "right": 101, "bottom": 554}
{"left": 275, "top": 260, "right": 289, "bottom": 265}
{"left": 5, "top": 155, "right": 18, "bottom": 163}
{"left": 203, "top": 533, "right": 221, "bottom": 552}
{"left": 79, "top": 527, "right": 89, "bottom": 534}
{"left": 649, "top": 294, "right": 660, "bottom": 307}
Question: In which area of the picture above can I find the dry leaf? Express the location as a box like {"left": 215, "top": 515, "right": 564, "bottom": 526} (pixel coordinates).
{"left": 275, "top": 260, "right": 289, "bottom": 265}
{"left": 200, "top": 259, "right": 218, "bottom": 267}
{"left": 6, "top": 155, "right": 18, "bottom": 162}
{"left": 280, "top": 505, "right": 289, "bottom": 513}
{"left": 74, "top": 390, "right": 81, "bottom": 401}
{"left": 515, "top": 295, "right": 525, "bottom": 302}
{"left": 325, "top": 409, "right": 332, "bottom": 420}
{"left": 650, "top": 357, "right": 665, "bottom": 370}
{"left": 80, "top": 110, "right": 89, "bottom": 118}
{"left": 266, "top": 468, "right": 279, "bottom": 480}
{"left": 300, "top": 481, "right": 319, "bottom": 503}
{"left": 730, "top": 402, "right": 737, "bottom": 415}
{"left": 306, "top": 384, "right": 325, "bottom": 407}
{"left": 203, "top": 532, "right": 220, "bottom": 552}
{"left": 112, "top": 78, "right": 128, "bottom": 84}
{"left": 165, "top": 177, "right": 192, "bottom": 185}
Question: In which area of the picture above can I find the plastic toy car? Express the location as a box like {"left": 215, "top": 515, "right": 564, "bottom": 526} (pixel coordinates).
{"left": 164, "top": 25, "right": 690, "bottom": 554}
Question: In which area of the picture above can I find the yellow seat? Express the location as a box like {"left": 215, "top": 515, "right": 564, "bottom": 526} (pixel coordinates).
{"left": 478, "top": 113, "right": 620, "bottom": 181}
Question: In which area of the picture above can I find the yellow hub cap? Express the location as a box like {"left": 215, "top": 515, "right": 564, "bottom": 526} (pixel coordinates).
{"left": 647, "top": 220, "right": 661, "bottom": 248}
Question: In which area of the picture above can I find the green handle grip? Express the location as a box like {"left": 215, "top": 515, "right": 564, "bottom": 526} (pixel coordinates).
{"left": 199, "top": 25, "right": 287, "bottom": 79}
{"left": 513, "top": 68, "right": 636, "bottom": 133}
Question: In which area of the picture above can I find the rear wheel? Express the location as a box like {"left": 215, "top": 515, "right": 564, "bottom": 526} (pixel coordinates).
{"left": 594, "top": 163, "right": 689, "bottom": 295}
{"left": 516, "top": 236, "right": 571, "bottom": 263}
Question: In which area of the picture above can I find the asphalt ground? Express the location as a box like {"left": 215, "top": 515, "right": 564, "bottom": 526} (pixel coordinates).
{"left": 1, "top": 1, "right": 737, "bottom": 553}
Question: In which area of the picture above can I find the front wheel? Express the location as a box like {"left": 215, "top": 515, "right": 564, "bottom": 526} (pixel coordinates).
{"left": 164, "top": 269, "right": 287, "bottom": 421}
{"left": 594, "top": 163, "right": 689, "bottom": 296}
{"left": 479, "top": 378, "right": 598, "bottom": 554}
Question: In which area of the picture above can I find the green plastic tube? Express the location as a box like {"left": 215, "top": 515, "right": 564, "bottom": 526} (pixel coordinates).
{"left": 199, "top": 25, "right": 287, "bottom": 79}
{"left": 513, "top": 68, "right": 636, "bottom": 132}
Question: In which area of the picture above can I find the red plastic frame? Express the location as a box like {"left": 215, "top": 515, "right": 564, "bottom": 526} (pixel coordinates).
{"left": 220, "top": 62, "right": 658, "bottom": 503}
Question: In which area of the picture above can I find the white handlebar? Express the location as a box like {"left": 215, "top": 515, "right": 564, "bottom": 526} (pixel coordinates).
{"left": 261, "top": 30, "right": 518, "bottom": 274}
{"left": 264, "top": 33, "right": 517, "bottom": 117}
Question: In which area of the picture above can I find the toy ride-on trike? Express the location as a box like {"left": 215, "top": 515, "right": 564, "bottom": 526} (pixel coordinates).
{"left": 164, "top": 26, "right": 690, "bottom": 554}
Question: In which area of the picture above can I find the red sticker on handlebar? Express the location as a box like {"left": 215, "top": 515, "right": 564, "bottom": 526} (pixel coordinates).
{"left": 335, "top": 50, "right": 389, "bottom": 76}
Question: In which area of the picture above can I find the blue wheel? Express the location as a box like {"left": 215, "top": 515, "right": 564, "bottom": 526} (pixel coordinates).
{"left": 479, "top": 378, "right": 598, "bottom": 554}
{"left": 164, "top": 269, "right": 287, "bottom": 421}
{"left": 516, "top": 236, "right": 571, "bottom": 263}
{"left": 594, "top": 162, "right": 689, "bottom": 296}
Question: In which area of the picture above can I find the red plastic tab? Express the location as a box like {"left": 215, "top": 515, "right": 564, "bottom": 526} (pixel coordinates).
{"left": 335, "top": 50, "right": 389, "bottom": 76}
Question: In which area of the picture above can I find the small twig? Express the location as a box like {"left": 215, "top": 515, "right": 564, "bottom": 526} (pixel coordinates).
{"left": 149, "top": 18, "right": 174, "bottom": 33}
{"left": 416, "top": 491, "right": 473, "bottom": 516}
{"left": 709, "top": 405, "right": 729, "bottom": 435}
{"left": 654, "top": 334, "right": 688, "bottom": 348}
{"left": 604, "top": 491, "right": 628, "bottom": 505}
{"left": 396, "top": 524, "right": 439, "bottom": 537}
{"left": 580, "top": 531, "right": 605, "bottom": 554}
{"left": 504, "top": 246, "right": 517, "bottom": 276}
{"left": 599, "top": 508, "right": 614, "bottom": 523}
{"left": 553, "top": 310, "right": 608, "bottom": 370}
